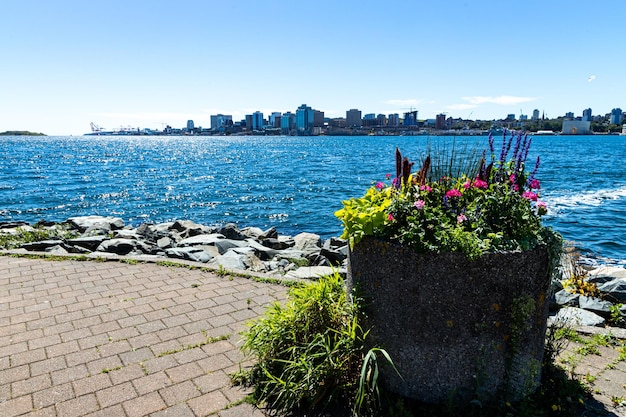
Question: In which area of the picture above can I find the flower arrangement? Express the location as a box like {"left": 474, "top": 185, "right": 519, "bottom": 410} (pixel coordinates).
{"left": 335, "top": 131, "right": 558, "bottom": 260}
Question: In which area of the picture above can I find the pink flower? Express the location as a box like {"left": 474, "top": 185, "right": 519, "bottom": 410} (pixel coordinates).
{"left": 522, "top": 191, "right": 538, "bottom": 201}
{"left": 509, "top": 174, "right": 516, "bottom": 184}
{"left": 463, "top": 181, "right": 471, "bottom": 189}
{"left": 473, "top": 179, "right": 488, "bottom": 189}
{"left": 375, "top": 181, "right": 384, "bottom": 190}
{"left": 387, "top": 213, "right": 394, "bottom": 221}
{"left": 414, "top": 200, "right": 425, "bottom": 210}
{"left": 537, "top": 201, "right": 548, "bottom": 215}
{"left": 385, "top": 173, "right": 391, "bottom": 179}
{"left": 445, "top": 189, "right": 462, "bottom": 198}
{"left": 530, "top": 179, "right": 541, "bottom": 189}
{"left": 457, "top": 214, "right": 467, "bottom": 223}
{"left": 420, "top": 185, "right": 432, "bottom": 192}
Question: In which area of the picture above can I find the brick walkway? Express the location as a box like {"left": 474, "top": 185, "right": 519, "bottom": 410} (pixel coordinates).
{"left": 0, "top": 256, "right": 287, "bottom": 416}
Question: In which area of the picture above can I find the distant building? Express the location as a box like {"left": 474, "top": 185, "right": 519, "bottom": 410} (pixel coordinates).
{"left": 388, "top": 113, "right": 400, "bottom": 126}
{"left": 562, "top": 120, "right": 591, "bottom": 135}
{"left": 362, "top": 113, "right": 376, "bottom": 127}
{"left": 296, "top": 104, "right": 314, "bottom": 135}
{"left": 251, "top": 111, "right": 265, "bottom": 130}
{"left": 610, "top": 108, "right": 623, "bottom": 125}
{"left": 403, "top": 110, "right": 418, "bottom": 126}
{"left": 346, "top": 109, "right": 362, "bottom": 127}
{"left": 186, "top": 120, "right": 195, "bottom": 131}
{"left": 582, "top": 108, "right": 592, "bottom": 122}
{"left": 269, "top": 112, "right": 282, "bottom": 128}
{"left": 505, "top": 114, "right": 516, "bottom": 121}
{"left": 565, "top": 112, "right": 574, "bottom": 120}
{"left": 376, "top": 114, "right": 387, "bottom": 126}
{"left": 210, "top": 114, "right": 233, "bottom": 131}
{"left": 280, "top": 112, "right": 295, "bottom": 135}
{"left": 435, "top": 114, "right": 447, "bottom": 130}
{"left": 532, "top": 109, "right": 540, "bottom": 121}
{"left": 328, "top": 118, "right": 346, "bottom": 128}
{"left": 313, "top": 110, "right": 324, "bottom": 127}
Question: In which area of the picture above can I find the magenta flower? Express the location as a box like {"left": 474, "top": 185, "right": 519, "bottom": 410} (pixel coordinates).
{"left": 530, "top": 179, "right": 541, "bottom": 189}
{"left": 420, "top": 185, "right": 432, "bottom": 192}
{"left": 385, "top": 173, "right": 391, "bottom": 179}
{"left": 522, "top": 191, "right": 538, "bottom": 201}
{"left": 457, "top": 214, "right": 467, "bottom": 223}
{"left": 375, "top": 181, "right": 384, "bottom": 190}
{"left": 387, "top": 213, "right": 394, "bottom": 221}
{"left": 445, "top": 189, "right": 462, "bottom": 198}
{"left": 414, "top": 200, "right": 425, "bottom": 210}
{"left": 473, "top": 179, "right": 488, "bottom": 189}
{"left": 463, "top": 181, "right": 471, "bottom": 189}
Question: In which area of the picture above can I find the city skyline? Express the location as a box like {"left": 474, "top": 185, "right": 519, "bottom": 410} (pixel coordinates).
{"left": 2, "top": 0, "right": 626, "bottom": 135}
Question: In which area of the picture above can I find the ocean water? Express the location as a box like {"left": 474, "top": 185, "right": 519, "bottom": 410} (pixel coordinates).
{"left": 1, "top": 134, "right": 625, "bottom": 264}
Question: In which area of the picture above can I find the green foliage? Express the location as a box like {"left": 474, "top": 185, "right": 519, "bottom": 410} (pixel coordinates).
{"left": 237, "top": 272, "right": 366, "bottom": 415}
{"left": 336, "top": 132, "right": 560, "bottom": 260}
{"left": 0, "top": 226, "right": 78, "bottom": 249}
{"left": 609, "top": 304, "right": 626, "bottom": 327}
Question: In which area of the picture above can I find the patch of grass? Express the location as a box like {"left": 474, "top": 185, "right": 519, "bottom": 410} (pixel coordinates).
{"left": 157, "top": 334, "right": 230, "bottom": 357}
{"left": 101, "top": 366, "right": 123, "bottom": 374}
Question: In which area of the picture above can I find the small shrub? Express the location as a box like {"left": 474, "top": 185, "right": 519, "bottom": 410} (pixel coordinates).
{"left": 237, "top": 271, "right": 366, "bottom": 415}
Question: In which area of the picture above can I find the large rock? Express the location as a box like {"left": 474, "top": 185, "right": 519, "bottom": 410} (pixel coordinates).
{"left": 178, "top": 234, "right": 225, "bottom": 247}
{"left": 165, "top": 247, "right": 213, "bottom": 263}
{"left": 598, "top": 279, "right": 626, "bottom": 303}
{"left": 66, "top": 216, "right": 124, "bottom": 233}
{"left": 552, "top": 306, "right": 606, "bottom": 327}
{"left": 218, "top": 223, "right": 246, "bottom": 240}
{"left": 96, "top": 238, "right": 137, "bottom": 255}
{"left": 284, "top": 266, "right": 338, "bottom": 280}
{"left": 170, "top": 220, "right": 213, "bottom": 237}
{"left": 214, "top": 239, "right": 248, "bottom": 255}
{"left": 293, "top": 232, "right": 322, "bottom": 250}
{"left": 578, "top": 295, "right": 613, "bottom": 314}
{"left": 211, "top": 250, "right": 248, "bottom": 270}
{"left": 68, "top": 235, "right": 108, "bottom": 251}
{"left": 554, "top": 289, "right": 579, "bottom": 307}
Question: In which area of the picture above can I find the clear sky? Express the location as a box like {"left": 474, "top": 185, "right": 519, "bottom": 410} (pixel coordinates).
{"left": 2, "top": 0, "right": 625, "bottom": 135}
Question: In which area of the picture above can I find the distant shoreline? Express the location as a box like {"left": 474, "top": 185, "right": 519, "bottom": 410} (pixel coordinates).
{"left": 0, "top": 131, "right": 46, "bottom": 136}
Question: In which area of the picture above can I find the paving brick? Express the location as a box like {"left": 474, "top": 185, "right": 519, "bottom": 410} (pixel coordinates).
{"left": 197, "top": 353, "right": 235, "bottom": 374}
{"left": 132, "top": 371, "right": 172, "bottom": 395}
{"left": 55, "top": 393, "right": 100, "bottom": 417}
{"left": 165, "top": 362, "right": 204, "bottom": 384}
{"left": 9, "top": 347, "right": 46, "bottom": 367}
{"left": 12, "top": 373, "right": 52, "bottom": 396}
{"left": 96, "top": 381, "right": 138, "bottom": 408}
{"left": 119, "top": 346, "right": 153, "bottom": 365}
{"left": 86, "top": 355, "right": 124, "bottom": 375}
{"left": 51, "top": 363, "right": 89, "bottom": 385}
{"left": 29, "top": 356, "right": 67, "bottom": 376}
{"left": 109, "top": 363, "right": 146, "bottom": 385}
{"left": 193, "top": 370, "right": 231, "bottom": 394}
{"left": 83, "top": 404, "right": 125, "bottom": 417}
{"left": 46, "top": 339, "right": 80, "bottom": 358}
{"left": 65, "top": 347, "right": 100, "bottom": 367}
{"left": 0, "top": 364, "right": 30, "bottom": 385}
{"left": 128, "top": 333, "right": 160, "bottom": 350}
{"left": 149, "top": 403, "right": 195, "bottom": 417}
{"left": 142, "top": 355, "right": 178, "bottom": 375}
{"left": 97, "top": 339, "right": 132, "bottom": 357}
{"left": 32, "top": 381, "right": 75, "bottom": 408}
{"left": 72, "top": 373, "right": 112, "bottom": 396}
{"left": 187, "top": 390, "right": 230, "bottom": 416}
{"left": 0, "top": 341, "right": 28, "bottom": 358}
{"left": 0, "top": 394, "right": 33, "bottom": 417}
{"left": 159, "top": 380, "right": 201, "bottom": 406}
{"left": 123, "top": 391, "right": 167, "bottom": 417}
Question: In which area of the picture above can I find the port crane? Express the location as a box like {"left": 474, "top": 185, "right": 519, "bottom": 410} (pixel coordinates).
{"left": 90, "top": 122, "right": 104, "bottom": 132}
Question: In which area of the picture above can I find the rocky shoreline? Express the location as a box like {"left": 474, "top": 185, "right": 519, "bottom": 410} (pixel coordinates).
{"left": 0, "top": 216, "right": 348, "bottom": 280}
{"left": 2, "top": 215, "right": 626, "bottom": 329}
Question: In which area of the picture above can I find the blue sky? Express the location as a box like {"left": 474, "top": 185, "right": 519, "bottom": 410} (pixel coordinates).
{"left": 1, "top": 0, "right": 625, "bottom": 135}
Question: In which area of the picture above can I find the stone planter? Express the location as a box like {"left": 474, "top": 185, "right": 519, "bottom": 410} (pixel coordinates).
{"left": 347, "top": 237, "right": 551, "bottom": 405}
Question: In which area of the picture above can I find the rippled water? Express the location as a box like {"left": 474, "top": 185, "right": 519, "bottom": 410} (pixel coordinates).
{"left": 1, "top": 134, "right": 625, "bottom": 263}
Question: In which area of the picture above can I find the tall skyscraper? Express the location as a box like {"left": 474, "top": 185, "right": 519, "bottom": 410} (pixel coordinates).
{"left": 186, "top": 120, "right": 195, "bottom": 131}
{"left": 252, "top": 111, "right": 264, "bottom": 130}
{"left": 532, "top": 109, "right": 540, "bottom": 121}
{"left": 281, "top": 112, "right": 295, "bottom": 135}
{"left": 346, "top": 109, "right": 362, "bottom": 127}
{"left": 610, "top": 108, "right": 623, "bottom": 125}
{"left": 582, "top": 108, "right": 592, "bottom": 122}
{"left": 388, "top": 113, "right": 400, "bottom": 126}
{"left": 296, "top": 104, "right": 314, "bottom": 135}
{"left": 210, "top": 114, "right": 233, "bottom": 131}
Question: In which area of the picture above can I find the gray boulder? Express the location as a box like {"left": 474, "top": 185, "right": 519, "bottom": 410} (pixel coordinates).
{"left": 554, "top": 289, "right": 579, "bottom": 307}
{"left": 284, "top": 266, "right": 338, "bottom": 280}
{"left": 214, "top": 239, "right": 248, "bottom": 255}
{"left": 68, "top": 235, "right": 108, "bottom": 251}
{"left": 219, "top": 223, "right": 246, "bottom": 240}
{"left": 67, "top": 216, "right": 124, "bottom": 233}
{"left": 96, "top": 238, "right": 137, "bottom": 255}
{"left": 553, "top": 306, "right": 606, "bottom": 327}
{"left": 293, "top": 232, "right": 322, "bottom": 250}
{"left": 20, "top": 239, "right": 65, "bottom": 252}
{"left": 165, "top": 247, "right": 213, "bottom": 263}
{"left": 170, "top": 220, "right": 214, "bottom": 237}
{"left": 598, "top": 279, "right": 626, "bottom": 303}
{"left": 578, "top": 295, "right": 614, "bottom": 315}
{"left": 211, "top": 250, "right": 248, "bottom": 270}
{"left": 178, "top": 234, "right": 225, "bottom": 247}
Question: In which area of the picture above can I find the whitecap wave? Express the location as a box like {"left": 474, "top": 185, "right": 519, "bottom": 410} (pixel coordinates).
{"left": 545, "top": 185, "right": 626, "bottom": 211}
